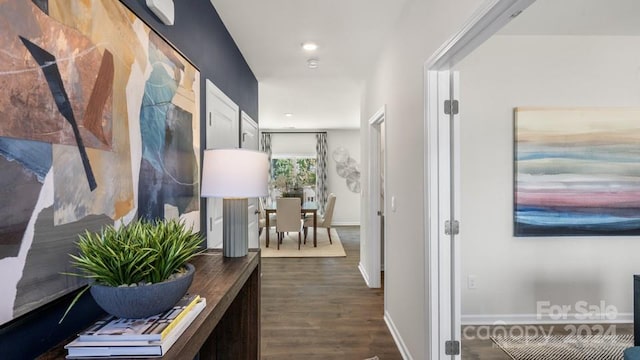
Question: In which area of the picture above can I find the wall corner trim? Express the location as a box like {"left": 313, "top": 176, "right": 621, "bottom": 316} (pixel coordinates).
{"left": 358, "top": 262, "right": 372, "bottom": 287}
{"left": 384, "top": 310, "right": 413, "bottom": 360}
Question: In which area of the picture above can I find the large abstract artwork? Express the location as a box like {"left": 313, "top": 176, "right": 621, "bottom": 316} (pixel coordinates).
{"left": 514, "top": 108, "right": 640, "bottom": 236}
{"left": 0, "top": 0, "right": 200, "bottom": 325}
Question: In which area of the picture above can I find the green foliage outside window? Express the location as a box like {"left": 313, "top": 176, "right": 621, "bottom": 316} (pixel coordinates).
{"left": 271, "top": 158, "right": 316, "bottom": 191}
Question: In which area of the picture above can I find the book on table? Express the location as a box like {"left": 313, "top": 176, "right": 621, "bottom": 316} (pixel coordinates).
{"left": 65, "top": 296, "right": 206, "bottom": 358}
{"left": 78, "top": 294, "right": 201, "bottom": 342}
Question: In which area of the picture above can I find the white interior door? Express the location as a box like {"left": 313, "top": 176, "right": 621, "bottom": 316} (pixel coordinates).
{"left": 439, "top": 71, "right": 461, "bottom": 359}
{"left": 451, "top": 72, "right": 461, "bottom": 360}
{"left": 380, "top": 121, "right": 386, "bottom": 272}
{"left": 241, "top": 111, "right": 259, "bottom": 249}
{"left": 365, "top": 106, "right": 386, "bottom": 289}
{"left": 205, "top": 79, "right": 239, "bottom": 249}
{"left": 423, "top": 2, "right": 534, "bottom": 358}
{"left": 426, "top": 69, "right": 461, "bottom": 359}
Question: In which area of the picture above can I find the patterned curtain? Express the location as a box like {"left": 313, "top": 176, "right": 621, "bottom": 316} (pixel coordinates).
{"left": 260, "top": 132, "right": 273, "bottom": 202}
{"left": 316, "top": 133, "right": 328, "bottom": 215}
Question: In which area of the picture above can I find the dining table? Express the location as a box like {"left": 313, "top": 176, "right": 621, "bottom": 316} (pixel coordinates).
{"left": 264, "top": 201, "right": 318, "bottom": 248}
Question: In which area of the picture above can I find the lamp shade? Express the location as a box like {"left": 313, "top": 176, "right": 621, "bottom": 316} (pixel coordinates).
{"left": 201, "top": 149, "right": 269, "bottom": 198}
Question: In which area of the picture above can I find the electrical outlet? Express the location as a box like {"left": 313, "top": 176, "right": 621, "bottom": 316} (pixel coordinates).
{"left": 467, "top": 275, "right": 478, "bottom": 289}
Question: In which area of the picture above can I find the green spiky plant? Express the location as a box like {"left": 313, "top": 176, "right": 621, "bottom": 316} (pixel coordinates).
{"left": 60, "top": 219, "right": 203, "bottom": 322}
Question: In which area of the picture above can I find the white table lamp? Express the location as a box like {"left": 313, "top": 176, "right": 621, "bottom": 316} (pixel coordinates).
{"left": 201, "top": 149, "right": 269, "bottom": 257}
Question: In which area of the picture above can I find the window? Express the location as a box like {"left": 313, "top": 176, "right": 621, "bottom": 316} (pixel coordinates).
{"left": 267, "top": 133, "right": 319, "bottom": 202}
{"left": 272, "top": 157, "right": 316, "bottom": 189}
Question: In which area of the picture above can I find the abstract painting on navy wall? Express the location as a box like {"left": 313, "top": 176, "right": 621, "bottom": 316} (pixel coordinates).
{"left": 0, "top": 0, "right": 200, "bottom": 326}
{"left": 514, "top": 108, "right": 640, "bottom": 236}
{"left": 138, "top": 32, "right": 199, "bottom": 221}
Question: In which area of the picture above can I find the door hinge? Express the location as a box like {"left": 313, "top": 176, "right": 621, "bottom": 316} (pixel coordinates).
{"left": 444, "top": 220, "right": 460, "bottom": 235}
{"left": 444, "top": 100, "right": 459, "bottom": 115}
{"left": 445, "top": 340, "right": 460, "bottom": 355}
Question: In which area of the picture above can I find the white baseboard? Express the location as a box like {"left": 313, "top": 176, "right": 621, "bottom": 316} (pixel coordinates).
{"left": 332, "top": 221, "right": 360, "bottom": 226}
{"left": 462, "top": 313, "right": 633, "bottom": 325}
{"left": 358, "top": 262, "right": 372, "bottom": 287}
{"left": 384, "top": 310, "right": 412, "bottom": 360}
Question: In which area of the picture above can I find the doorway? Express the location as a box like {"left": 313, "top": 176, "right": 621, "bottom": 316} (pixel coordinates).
{"left": 449, "top": 1, "right": 640, "bottom": 358}
{"left": 423, "top": 1, "right": 535, "bottom": 358}
{"left": 365, "top": 106, "right": 387, "bottom": 289}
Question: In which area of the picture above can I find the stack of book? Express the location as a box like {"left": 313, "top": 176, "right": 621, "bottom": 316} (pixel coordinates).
{"left": 65, "top": 294, "right": 206, "bottom": 358}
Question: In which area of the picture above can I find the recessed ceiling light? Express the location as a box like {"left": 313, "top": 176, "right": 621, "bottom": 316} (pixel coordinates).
{"left": 302, "top": 42, "right": 318, "bottom": 51}
{"left": 307, "top": 58, "right": 319, "bottom": 69}
{"left": 284, "top": 113, "right": 293, "bottom": 117}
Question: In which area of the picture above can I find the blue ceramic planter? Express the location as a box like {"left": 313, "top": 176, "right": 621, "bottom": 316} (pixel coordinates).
{"left": 89, "top": 263, "right": 195, "bottom": 319}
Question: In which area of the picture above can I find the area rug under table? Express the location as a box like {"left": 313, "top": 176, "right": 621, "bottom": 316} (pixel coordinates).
{"left": 491, "top": 334, "right": 633, "bottom": 360}
{"left": 259, "top": 227, "right": 346, "bottom": 258}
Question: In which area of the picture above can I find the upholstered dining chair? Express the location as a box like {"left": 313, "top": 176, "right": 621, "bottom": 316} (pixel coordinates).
{"left": 304, "top": 193, "right": 336, "bottom": 244}
{"left": 275, "top": 197, "right": 303, "bottom": 250}
{"left": 258, "top": 198, "right": 276, "bottom": 237}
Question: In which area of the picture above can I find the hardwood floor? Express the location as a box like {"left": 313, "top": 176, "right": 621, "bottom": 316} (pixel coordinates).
{"left": 261, "top": 226, "right": 632, "bottom": 359}
{"left": 261, "top": 226, "right": 402, "bottom": 360}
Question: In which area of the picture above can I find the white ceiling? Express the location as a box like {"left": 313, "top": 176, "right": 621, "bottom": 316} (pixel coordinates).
{"left": 211, "top": 0, "right": 640, "bottom": 130}
{"left": 500, "top": 0, "right": 640, "bottom": 35}
{"left": 209, "top": 0, "right": 410, "bottom": 129}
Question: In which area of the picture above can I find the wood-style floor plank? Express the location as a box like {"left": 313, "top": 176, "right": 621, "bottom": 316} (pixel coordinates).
{"left": 261, "top": 226, "right": 402, "bottom": 360}
{"left": 261, "top": 226, "right": 634, "bottom": 360}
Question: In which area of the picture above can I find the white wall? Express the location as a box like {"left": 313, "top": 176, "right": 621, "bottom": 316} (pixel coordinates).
{"left": 327, "top": 130, "right": 361, "bottom": 225}
{"left": 360, "top": 0, "right": 485, "bottom": 358}
{"left": 267, "top": 131, "right": 361, "bottom": 224}
{"left": 270, "top": 133, "right": 316, "bottom": 157}
{"left": 456, "top": 36, "right": 640, "bottom": 323}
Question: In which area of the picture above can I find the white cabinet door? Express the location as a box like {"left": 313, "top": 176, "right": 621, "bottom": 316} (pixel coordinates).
{"left": 205, "top": 79, "right": 239, "bottom": 249}
{"left": 240, "top": 111, "right": 260, "bottom": 248}
{"left": 206, "top": 79, "right": 239, "bottom": 149}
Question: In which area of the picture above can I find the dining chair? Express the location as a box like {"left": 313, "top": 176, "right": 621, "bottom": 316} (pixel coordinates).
{"left": 275, "top": 197, "right": 303, "bottom": 250}
{"left": 304, "top": 193, "right": 336, "bottom": 244}
{"left": 258, "top": 198, "right": 276, "bottom": 237}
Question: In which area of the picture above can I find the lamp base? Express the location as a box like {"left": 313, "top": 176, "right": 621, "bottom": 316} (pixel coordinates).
{"left": 223, "top": 198, "right": 248, "bottom": 257}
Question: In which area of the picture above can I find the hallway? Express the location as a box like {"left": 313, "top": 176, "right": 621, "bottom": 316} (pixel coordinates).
{"left": 261, "top": 227, "right": 401, "bottom": 359}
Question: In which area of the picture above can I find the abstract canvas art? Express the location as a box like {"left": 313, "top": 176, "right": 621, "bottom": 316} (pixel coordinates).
{"left": 0, "top": 0, "right": 200, "bottom": 325}
{"left": 514, "top": 108, "right": 640, "bottom": 236}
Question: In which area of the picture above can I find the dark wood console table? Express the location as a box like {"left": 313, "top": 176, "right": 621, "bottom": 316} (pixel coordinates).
{"left": 40, "top": 249, "right": 261, "bottom": 359}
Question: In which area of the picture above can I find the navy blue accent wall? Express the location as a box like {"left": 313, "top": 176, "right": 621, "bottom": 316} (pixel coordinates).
{"left": 0, "top": 290, "right": 104, "bottom": 359}
{"left": 0, "top": 1, "right": 257, "bottom": 358}
{"left": 120, "top": 0, "right": 259, "bottom": 122}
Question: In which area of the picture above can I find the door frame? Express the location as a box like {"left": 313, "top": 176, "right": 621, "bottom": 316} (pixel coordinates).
{"left": 423, "top": 0, "right": 535, "bottom": 358}
{"left": 363, "top": 106, "right": 387, "bottom": 289}
{"left": 205, "top": 79, "right": 240, "bottom": 249}
{"left": 240, "top": 111, "right": 260, "bottom": 249}
{"left": 205, "top": 79, "right": 239, "bottom": 150}
{"left": 240, "top": 111, "right": 259, "bottom": 150}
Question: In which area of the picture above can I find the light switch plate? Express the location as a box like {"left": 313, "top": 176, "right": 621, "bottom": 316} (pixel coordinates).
{"left": 146, "top": 0, "right": 174, "bottom": 26}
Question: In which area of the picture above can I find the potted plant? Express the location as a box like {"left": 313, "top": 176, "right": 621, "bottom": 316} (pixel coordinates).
{"left": 62, "top": 218, "right": 203, "bottom": 320}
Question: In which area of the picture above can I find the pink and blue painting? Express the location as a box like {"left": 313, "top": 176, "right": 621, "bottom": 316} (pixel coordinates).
{"left": 515, "top": 108, "right": 640, "bottom": 236}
